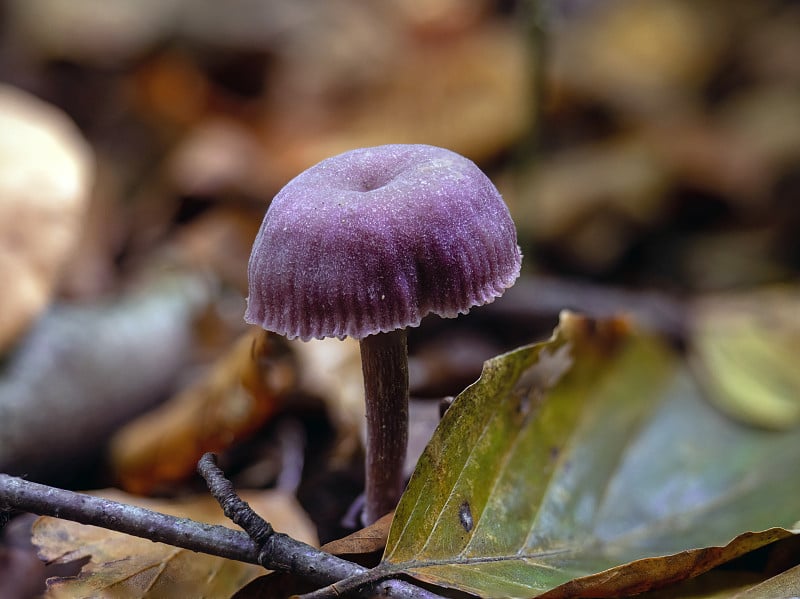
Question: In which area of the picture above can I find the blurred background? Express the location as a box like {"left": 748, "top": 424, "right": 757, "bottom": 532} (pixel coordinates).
{"left": 0, "top": 0, "right": 799, "bottom": 592}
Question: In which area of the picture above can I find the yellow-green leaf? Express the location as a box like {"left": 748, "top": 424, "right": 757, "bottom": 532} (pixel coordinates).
{"left": 373, "top": 312, "right": 800, "bottom": 598}
{"left": 690, "top": 287, "right": 800, "bottom": 430}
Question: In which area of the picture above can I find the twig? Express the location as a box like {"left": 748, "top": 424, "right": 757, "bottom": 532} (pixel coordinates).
{"left": 0, "top": 470, "right": 445, "bottom": 598}
{"left": 198, "top": 454, "right": 447, "bottom": 598}
{"left": 0, "top": 472, "right": 259, "bottom": 564}
{"left": 198, "top": 453, "right": 274, "bottom": 549}
{"left": 296, "top": 568, "right": 410, "bottom": 599}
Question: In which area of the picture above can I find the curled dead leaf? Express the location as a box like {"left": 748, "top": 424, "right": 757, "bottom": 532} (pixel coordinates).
{"left": 321, "top": 512, "right": 394, "bottom": 560}
{"left": 110, "top": 329, "right": 296, "bottom": 494}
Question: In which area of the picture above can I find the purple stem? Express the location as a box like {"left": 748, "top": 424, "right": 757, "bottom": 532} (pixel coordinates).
{"left": 359, "top": 329, "right": 409, "bottom": 525}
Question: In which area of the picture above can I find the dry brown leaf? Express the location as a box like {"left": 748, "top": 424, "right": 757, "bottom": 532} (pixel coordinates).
{"left": 131, "top": 48, "right": 210, "bottom": 128}
{"left": 643, "top": 117, "right": 770, "bottom": 204}
{"left": 729, "top": 563, "right": 800, "bottom": 598}
{"left": 33, "top": 489, "right": 317, "bottom": 599}
{"left": 321, "top": 512, "right": 394, "bottom": 559}
{"left": 514, "top": 138, "right": 669, "bottom": 271}
{"left": 0, "top": 84, "right": 93, "bottom": 350}
{"left": 263, "top": 21, "right": 534, "bottom": 179}
{"left": 552, "top": 0, "right": 723, "bottom": 114}
{"left": 110, "top": 329, "right": 296, "bottom": 494}
{"left": 539, "top": 529, "right": 797, "bottom": 599}
{"left": 128, "top": 6, "right": 533, "bottom": 193}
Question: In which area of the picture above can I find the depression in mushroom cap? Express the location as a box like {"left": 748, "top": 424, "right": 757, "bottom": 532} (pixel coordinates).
{"left": 246, "top": 144, "right": 521, "bottom": 341}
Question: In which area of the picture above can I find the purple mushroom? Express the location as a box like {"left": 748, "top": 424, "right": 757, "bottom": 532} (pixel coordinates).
{"left": 246, "top": 144, "right": 521, "bottom": 524}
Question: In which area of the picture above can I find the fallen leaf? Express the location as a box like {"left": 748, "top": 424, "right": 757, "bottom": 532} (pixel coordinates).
{"left": 362, "top": 312, "right": 800, "bottom": 598}
{"left": 729, "top": 563, "right": 800, "bottom": 598}
{"left": 110, "top": 329, "right": 296, "bottom": 494}
{"left": 168, "top": 206, "right": 263, "bottom": 294}
{"left": 514, "top": 137, "right": 669, "bottom": 272}
{"left": 633, "top": 570, "right": 763, "bottom": 598}
{"left": 551, "top": 0, "right": 723, "bottom": 115}
{"left": 321, "top": 512, "right": 394, "bottom": 559}
{"left": 263, "top": 20, "right": 534, "bottom": 178}
{"left": 541, "top": 529, "right": 796, "bottom": 599}
{"left": 690, "top": 287, "right": 800, "bottom": 429}
{"left": 32, "top": 489, "right": 317, "bottom": 599}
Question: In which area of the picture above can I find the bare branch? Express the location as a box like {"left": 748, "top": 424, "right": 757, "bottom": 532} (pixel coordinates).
{"left": 197, "top": 454, "right": 446, "bottom": 599}
{"left": 0, "top": 468, "right": 447, "bottom": 599}
{"left": 0, "top": 473, "right": 259, "bottom": 564}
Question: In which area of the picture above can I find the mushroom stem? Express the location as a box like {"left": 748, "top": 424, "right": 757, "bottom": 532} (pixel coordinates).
{"left": 359, "top": 328, "right": 409, "bottom": 524}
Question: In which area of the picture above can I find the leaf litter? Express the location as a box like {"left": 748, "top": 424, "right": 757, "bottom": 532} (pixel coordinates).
{"left": 32, "top": 489, "right": 317, "bottom": 599}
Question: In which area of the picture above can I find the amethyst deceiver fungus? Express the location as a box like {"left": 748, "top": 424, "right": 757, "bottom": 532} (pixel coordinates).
{"left": 246, "top": 144, "right": 521, "bottom": 524}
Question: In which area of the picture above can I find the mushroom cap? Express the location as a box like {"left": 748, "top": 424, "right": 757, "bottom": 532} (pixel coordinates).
{"left": 245, "top": 144, "right": 521, "bottom": 341}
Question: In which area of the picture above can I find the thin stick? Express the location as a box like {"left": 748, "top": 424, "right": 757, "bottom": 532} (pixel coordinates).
{"left": 198, "top": 453, "right": 446, "bottom": 599}
{"left": 198, "top": 453, "right": 274, "bottom": 546}
{"left": 197, "top": 453, "right": 357, "bottom": 580}
{"left": 0, "top": 472, "right": 259, "bottom": 564}
{"left": 296, "top": 568, "right": 409, "bottom": 599}
{"left": 0, "top": 470, "right": 446, "bottom": 598}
